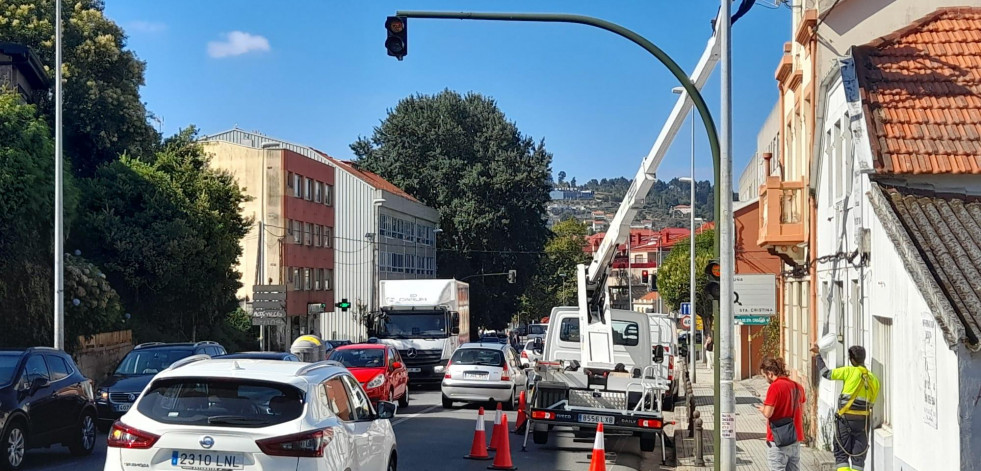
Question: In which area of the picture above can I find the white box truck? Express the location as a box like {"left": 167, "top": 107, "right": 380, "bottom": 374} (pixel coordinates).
{"left": 373, "top": 279, "right": 471, "bottom": 383}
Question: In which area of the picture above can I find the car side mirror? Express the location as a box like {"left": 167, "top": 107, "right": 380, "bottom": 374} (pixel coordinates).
{"left": 391, "top": 361, "right": 402, "bottom": 369}
{"left": 451, "top": 312, "right": 460, "bottom": 327}
{"left": 451, "top": 326, "right": 460, "bottom": 335}
{"left": 30, "top": 377, "right": 47, "bottom": 392}
{"left": 653, "top": 345, "right": 665, "bottom": 364}
{"left": 376, "top": 401, "right": 398, "bottom": 420}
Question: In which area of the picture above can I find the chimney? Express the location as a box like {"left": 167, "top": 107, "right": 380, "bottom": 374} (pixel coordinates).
{"left": 762, "top": 152, "right": 773, "bottom": 176}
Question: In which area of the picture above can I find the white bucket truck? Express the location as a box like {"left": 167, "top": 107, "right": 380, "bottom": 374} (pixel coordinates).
{"left": 373, "top": 279, "right": 470, "bottom": 384}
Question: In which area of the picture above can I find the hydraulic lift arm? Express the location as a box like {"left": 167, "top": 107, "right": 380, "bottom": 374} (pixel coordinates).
{"left": 578, "top": 18, "right": 722, "bottom": 370}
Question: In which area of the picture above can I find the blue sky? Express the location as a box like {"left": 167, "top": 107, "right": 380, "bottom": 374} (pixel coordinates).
{"left": 104, "top": 1, "right": 790, "bottom": 183}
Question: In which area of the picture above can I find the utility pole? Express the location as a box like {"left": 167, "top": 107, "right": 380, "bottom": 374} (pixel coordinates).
{"left": 718, "top": 0, "right": 736, "bottom": 468}
{"left": 53, "top": 0, "right": 65, "bottom": 351}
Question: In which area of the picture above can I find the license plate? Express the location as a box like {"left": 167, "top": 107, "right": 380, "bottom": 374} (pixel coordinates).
{"left": 171, "top": 451, "right": 244, "bottom": 470}
{"left": 407, "top": 368, "right": 421, "bottom": 373}
{"left": 114, "top": 404, "right": 131, "bottom": 412}
{"left": 579, "top": 414, "right": 614, "bottom": 424}
{"left": 464, "top": 372, "right": 488, "bottom": 380}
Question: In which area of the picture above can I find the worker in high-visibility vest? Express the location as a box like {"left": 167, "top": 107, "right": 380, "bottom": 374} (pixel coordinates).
{"left": 812, "top": 344, "right": 880, "bottom": 471}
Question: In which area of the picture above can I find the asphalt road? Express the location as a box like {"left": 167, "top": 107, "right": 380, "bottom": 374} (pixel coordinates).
{"left": 391, "top": 385, "right": 671, "bottom": 471}
{"left": 20, "top": 385, "right": 672, "bottom": 470}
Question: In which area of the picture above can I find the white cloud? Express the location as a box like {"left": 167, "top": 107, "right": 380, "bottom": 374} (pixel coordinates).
{"left": 127, "top": 21, "right": 167, "bottom": 33}
{"left": 207, "top": 31, "right": 271, "bottom": 58}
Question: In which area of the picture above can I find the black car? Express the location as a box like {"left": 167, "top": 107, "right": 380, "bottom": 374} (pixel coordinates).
{"left": 0, "top": 347, "right": 98, "bottom": 470}
{"left": 95, "top": 341, "right": 226, "bottom": 431}
{"left": 215, "top": 351, "right": 300, "bottom": 361}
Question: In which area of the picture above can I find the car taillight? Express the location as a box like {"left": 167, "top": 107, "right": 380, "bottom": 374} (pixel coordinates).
{"left": 637, "top": 418, "right": 662, "bottom": 428}
{"left": 256, "top": 429, "right": 334, "bottom": 458}
{"left": 107, "top": 422, "right": 160, "bottom": 449}
{"left": 521, "top": 350, "right": 528, "bottom": 358}
{"left": 531, "top": 410, "right": 555, "bottom": 420}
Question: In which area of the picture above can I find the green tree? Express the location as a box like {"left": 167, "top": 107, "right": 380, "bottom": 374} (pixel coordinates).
{"left": 70, "top": 127, "right": 253, "bottom": 348}
{"left": 0, "top": 93, "right": 95, "bottom": 348}
{"left": 352, "top": 90, "right": 552, "bottom": 331}
{"left": 657, "top": 229, "right": 715, "bottom": 322}
{"left": 519, "top": 219, "right": 591, "bottom": 321}
{"left": 0, "top": 0, "right": 160, "bottom": 175}
{"left": 557, "top": 171, "right": 566, "bottom": 185}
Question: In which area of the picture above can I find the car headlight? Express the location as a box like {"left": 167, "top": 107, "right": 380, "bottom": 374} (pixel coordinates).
{"left": 366, "top": 374, "right": 386, "bottom": 389}
{"left": 97, "top": 389, "right": 108, "bottom": 401}
{"left": 433, "top": 365, "right": 445, "bottom": 373}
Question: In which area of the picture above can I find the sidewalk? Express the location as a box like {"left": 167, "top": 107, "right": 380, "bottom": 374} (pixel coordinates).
{"left": 670, "top": 363, "right": 834, "bottom": 470}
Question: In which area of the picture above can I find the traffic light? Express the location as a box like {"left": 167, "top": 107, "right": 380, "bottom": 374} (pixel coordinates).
{"left": 385, "top": 16, "right": 407, "bottom": 60}
{"left": 335, "top": 298, "right": 352, "bottom": 312}
{"left": 704, "top": 259, "right": 721, "bottom": 300}
{"left": 507, "top": 269, "right": 517, "bottom": 284}
{"left": 641, "top": 270, "right": 649, "bottom": 284}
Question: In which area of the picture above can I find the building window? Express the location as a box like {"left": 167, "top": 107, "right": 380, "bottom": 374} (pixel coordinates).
{"left": 292, "top": 267, "right": 301, "bottom": 291}
{"left": 314, "top": 268, "right": 321, "bottom": 291}
{"left": 292, "top": 173, "right": 302, "bottom": 198}
{"left": 314, "top": 225, "right": 322, "bottom": 247}
{"left": 872, "top": 317, "right": 892, "bottom": 427}
{"left": 305, "top": 178, "right": 313, "bottom": 201}
{"left": 314, "top": 181, "right": 322, "bottom": 203}
{"left": 304, "top": 268, "right": 312, "bottom": 291}
{"left": 305, "top": 223, "right": 313, "bottom": 246}
{"left": 287, "top": 172, "right": 295, "bottom": 191}
{"left": 324, "top": 184, "right": 333, "bottom": 206}
{"left": 406, "top": 222, "right": 415, "bottom": 242}
{"left": 286, "top": 218, "right": 293, "bottom": 238}
{"left": 324, "top": 226, "right": 332, "bottom": 248}
{"left": 325, "top": 269, "right": 333, "bottom": 290}
{"left": 406, "top": 254, "right": 415, "bottom": 274}
{"left": 292, "top": 220, "right": 302, "bottom": 244}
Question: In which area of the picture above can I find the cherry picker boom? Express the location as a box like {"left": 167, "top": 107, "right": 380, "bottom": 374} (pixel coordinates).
{"left": 577, "top": 14, "right": 722, "bottom": 371}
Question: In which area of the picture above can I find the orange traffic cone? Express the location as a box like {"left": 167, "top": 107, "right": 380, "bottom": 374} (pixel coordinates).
{"left": 465, "top": 407, "right": 492, "bottom": 460}
{"left": 512, "top": 390, "right": 527, "bottom": 434}
{"left": 489, "top": 403, "right": 504, "bottom": 451}
{"left": 588, "top": 422, "right": 606, "bottom": 471}
{"left": 488, "top": 413, "right": 517, "bottom": 470}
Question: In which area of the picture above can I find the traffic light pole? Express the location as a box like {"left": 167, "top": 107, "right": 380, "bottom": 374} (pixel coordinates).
{"left": 393, "top": 10, "right": 725, "bottom": 467}
{"left": 392, "top": 11, "right": 723, "bottom": 253}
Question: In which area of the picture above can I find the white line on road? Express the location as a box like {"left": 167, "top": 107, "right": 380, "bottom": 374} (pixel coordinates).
{"left": 391, "top": 404, "right": 442, "bottom": 426}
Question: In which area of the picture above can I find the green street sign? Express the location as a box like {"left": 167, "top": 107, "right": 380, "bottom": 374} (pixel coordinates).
{"left": 735, "top": 315, "right": 771, "bottom": 326}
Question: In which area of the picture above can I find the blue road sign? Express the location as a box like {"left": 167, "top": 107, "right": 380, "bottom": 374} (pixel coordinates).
{"left": 680, "top": 302, "right": 691, "bottom": 315}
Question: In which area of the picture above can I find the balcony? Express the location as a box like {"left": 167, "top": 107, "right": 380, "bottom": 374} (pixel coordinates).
{"left": 758, "top": 176, "right": 806, "bottom": 247}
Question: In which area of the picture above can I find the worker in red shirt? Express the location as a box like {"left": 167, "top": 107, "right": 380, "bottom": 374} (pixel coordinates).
{"left": 756, "top": 357, "right": 806, "bottom": 471}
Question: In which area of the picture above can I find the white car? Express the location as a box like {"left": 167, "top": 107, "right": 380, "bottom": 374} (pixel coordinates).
{"left": 441, "top": 343, "right": 527, "bottom": 410}
{"left": 104, "top": 356, "right": 399, "bottom": 471}
{"left": 519, "top": 339, "right": 541, "bottom": 368}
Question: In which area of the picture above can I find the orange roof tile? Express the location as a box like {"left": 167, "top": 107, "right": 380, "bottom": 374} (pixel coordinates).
{"left": 853, "top": 7, "right": 981, "bottom": 175}
{"left": 315, "top": 152, "right": 420, "bottom": 202}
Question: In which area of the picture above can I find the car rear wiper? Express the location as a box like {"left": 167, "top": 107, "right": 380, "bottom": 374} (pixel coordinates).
{"left": 207, "top": 415, "right": 268, "bottom": 426}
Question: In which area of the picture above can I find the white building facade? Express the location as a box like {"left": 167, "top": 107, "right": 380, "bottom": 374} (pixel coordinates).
{"left": 812, "top": 11, "right": 981, "bottom": 469}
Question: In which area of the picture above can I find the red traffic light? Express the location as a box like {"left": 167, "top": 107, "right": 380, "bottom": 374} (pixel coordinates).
{"left": 387, "top": 17, "right": 405, "bottom": 33}
{"left": 704, "top": 260, "right": 720, "bottom": 280}
{"left": 641, "top": 270, "right": 650, "bottom": 283}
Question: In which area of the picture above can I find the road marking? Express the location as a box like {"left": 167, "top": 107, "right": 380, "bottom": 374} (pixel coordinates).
{"left": 391, "top": 404, "right": 442, "bottom": 426}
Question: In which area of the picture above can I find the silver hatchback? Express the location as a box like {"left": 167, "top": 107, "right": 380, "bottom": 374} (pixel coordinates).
{"left": 441, "top": 343, "right": 527, "bottom": 410}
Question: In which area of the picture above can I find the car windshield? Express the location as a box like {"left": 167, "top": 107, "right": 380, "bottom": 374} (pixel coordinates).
{"left": 114, "top": 349, "right": 194, "bottom": 376}
{"left": 328, "top": 349, "right": 386, "bottom": 368}
{"left": 529, "top": 325, "right": 547, "bottom": 335}
{"left": 377, "top": 312, "right": 447, "bottom": 338}
{"left": 137, "top": 378, "right": 304, "bottom": 428}
{"left": 450, "top": 348, "right": 505, "bottom": 367}
{"left": 0, "top": 353, "right": 21, "bottom": 386}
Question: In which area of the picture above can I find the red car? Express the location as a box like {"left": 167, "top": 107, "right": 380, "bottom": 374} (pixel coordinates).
{"left": 327, "top": 343, "right": 409, "bottom": 407}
